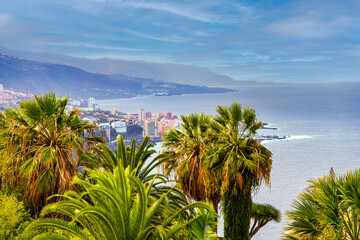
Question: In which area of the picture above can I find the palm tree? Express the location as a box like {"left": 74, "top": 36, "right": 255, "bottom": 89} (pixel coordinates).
{"left": 23, "top": 164, "right": 213, "bottom": 240}
{"left": 93, "top": 134, "right": 190, "bottom": 213}
{"left": 0, "top": 93, "right": 101, "bottom": 214}
{"left": 249, "top": 203, "right": 281, "bottom": 239}
{"left": 160, "top": 113, "right": 221, "bottom": 217}
{"left": 206, "top": 102, "right": 272, "bottom": 240}
{"left": 284, "top": 169, "right": 360, "bottom": 240}
{"left": 94, "top": 135, "right": 161, "bottom": 182}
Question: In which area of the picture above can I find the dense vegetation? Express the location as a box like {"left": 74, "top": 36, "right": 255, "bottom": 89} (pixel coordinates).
{"left": 283, "top": 169, "right": 360, "bottom": 240}
{"left": 9, "top": 93, "right": 360, "bottom": 240}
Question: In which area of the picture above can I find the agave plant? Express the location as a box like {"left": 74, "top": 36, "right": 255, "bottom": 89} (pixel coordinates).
{"left": 23, "top": 164, "right": 212, "bottom": 240}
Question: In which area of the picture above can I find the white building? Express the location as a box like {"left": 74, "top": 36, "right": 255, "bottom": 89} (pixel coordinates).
{"left": 0, "top": 84, "right": 3, "bottom": 92}
{"left": 111, "top": 121, "right": 127, "bottom": 133}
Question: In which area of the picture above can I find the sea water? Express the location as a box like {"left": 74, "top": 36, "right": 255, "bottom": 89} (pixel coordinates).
{"left": 98, "top": 82, "right": 360, "bottom": 239}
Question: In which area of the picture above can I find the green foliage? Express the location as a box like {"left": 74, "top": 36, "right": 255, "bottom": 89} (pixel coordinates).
{"left": 93, "top": 135, "right": 190, "bottom": 214}
{"left": 284, "top": 169, "right": 360, "bottom": 240}
{"left": 125, "top": 124, "right": 143, "bottom": 137}
{"left": 207, "top": 102, "right": 273, "bottom": 240}
{"left": 23, "top": 164, "right": 213, "bottom": 240}
{"left": 160, "top": 102, "right": 277, "bottom": 239}
{"left": 160, "top": 113, "right": 221, "bottom": 214}
{"left": 189, "top": 207, "right": 219, "bottom": 240}
{"left": 0, "top": 93, "right": 103, "bottom": 214}
{"left": 0, "top": 193, "right": 31, "bottom": 240}
{"left": 249, "top": 203, "right": 281, "bottom": 239}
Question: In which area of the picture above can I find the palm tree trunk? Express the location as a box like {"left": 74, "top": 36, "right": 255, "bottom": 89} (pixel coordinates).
{"left": 213, "top": 201, "right": 219, "bottom": 234}
{"left": 223, "top": 189, "right": 252, "bottom": 240}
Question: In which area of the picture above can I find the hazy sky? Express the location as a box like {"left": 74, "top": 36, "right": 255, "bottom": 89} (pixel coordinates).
{"left": 1, "top": 0, "right": 360, "bottom": 82}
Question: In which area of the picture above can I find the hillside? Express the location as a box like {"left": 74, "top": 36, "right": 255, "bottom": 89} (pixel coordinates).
{"left": 0, "top": 54, "right": 234, "bottom": 99}
{"left": 0, "top": 45, "right": 240, "bottom": 87}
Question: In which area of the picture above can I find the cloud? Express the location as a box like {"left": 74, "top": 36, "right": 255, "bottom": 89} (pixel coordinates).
{"left": 121, "top": 2, "right": 217, "bottom": 22}
{"left": 119, "top": 27, "right": 189, "bottom": 43}
{"left": 266, "top": 13, "right": 353, "bottom": 39}
{"left": 49, "top": 42, "right": 145, "bottom": 51}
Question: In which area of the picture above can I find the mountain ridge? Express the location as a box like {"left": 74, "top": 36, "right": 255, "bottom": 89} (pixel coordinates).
{"left": 0, "top": 53, "right": 234, "bottom": 100}
{"left": 0, "top": 45, "right": 240, "bottom": 87}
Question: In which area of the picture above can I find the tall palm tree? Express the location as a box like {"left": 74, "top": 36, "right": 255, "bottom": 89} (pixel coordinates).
{"left": 160, "top": 113, "right": 221, "bottom": 216}
{"left": 23, "top": 164, "right": 213, "bottom": 240}
{"left": 0, "top": 93, "right": 101, "bottom": 214}
{"left": 206, "top": 102, "right": 272, "bottom": 240}
{"left": 284, "top": 169, "right": 360, "bottom": 240}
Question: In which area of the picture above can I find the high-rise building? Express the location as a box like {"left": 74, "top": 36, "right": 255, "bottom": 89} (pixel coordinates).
{"left": 98, "top": 123, "right": 111, "bottom": 141}
{"left": 0, "top": 84, "right": 3, "bottom": 92}
{"left": 144, "top": 120, "right": 158, "bottom": 137}
{"left": 138, "top": 108, "right": 145, "bottom": 125}
{"left": 166, "top": 112, "right": 172, "bottom": 120}
{"left": 88, "top": 97, "right": 96, "bottom": 109}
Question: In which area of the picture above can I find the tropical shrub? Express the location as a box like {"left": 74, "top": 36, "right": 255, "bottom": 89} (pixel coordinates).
{"left": 0, "top": 193, "right": 31, "bottom": 240}
{"left": 283, "top": 169, "right": 360, "bottom": 240}
{"left": 93, "top": 134, "right": 190, "bottom": 214}
{"left": 23, "top": 164, "right": 213, "bottom": 240}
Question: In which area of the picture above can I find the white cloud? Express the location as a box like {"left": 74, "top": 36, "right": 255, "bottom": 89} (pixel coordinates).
{"left": 49, "top": 42, "right": 145, "bottom": 51}
{"left": 119, "top": 1, "right": 219, "bottom": 23}
{"left": 119, "top": 27, "right": 189, "bottom": 43}
{"left": 266, "top": 14, "right": 352, "bottom": 39}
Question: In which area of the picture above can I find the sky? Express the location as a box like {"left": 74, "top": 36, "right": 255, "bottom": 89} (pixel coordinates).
{"left": 1, "top": 0, "right": 360, "bottom": 83}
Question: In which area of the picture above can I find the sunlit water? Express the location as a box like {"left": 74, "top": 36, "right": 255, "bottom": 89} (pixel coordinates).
{"left": 98, "top": 83, "right": 360, "bottom": 239}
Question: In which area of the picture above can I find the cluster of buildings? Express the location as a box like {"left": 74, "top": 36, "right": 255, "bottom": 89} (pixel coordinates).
{"left": 138, "top": 108, "right": 180, "bottom": 138}
{"left": 0, "top": 84, "right": 33, "bottom": 109}
{"left": 66, "top": 97, "right": 182, "bottom": 142}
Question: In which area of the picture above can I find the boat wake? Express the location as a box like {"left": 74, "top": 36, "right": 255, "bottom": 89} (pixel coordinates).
{"left": 288, "top": 135, "right": 313, "bottom": 140}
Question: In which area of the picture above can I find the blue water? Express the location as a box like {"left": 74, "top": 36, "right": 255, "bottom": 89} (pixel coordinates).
{"left": 98, "top": 82, "right": 360, "bottom": 239}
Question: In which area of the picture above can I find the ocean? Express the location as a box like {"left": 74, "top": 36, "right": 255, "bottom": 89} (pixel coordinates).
{"left": 97, "top": 82, "right": 360, "bottom": 239}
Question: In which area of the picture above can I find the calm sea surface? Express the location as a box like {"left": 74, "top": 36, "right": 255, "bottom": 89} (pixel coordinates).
{"left": 98, "top": 83, "right": 360, "bottom": 239}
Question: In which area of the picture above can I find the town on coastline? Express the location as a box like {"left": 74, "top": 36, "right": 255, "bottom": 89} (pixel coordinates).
{"left": 0, "top": 84, "right": 288, "bottom": 145}
{"left": 0, "top": 84, "right": 180, "bottom": 145}
{"left": 76, "top": 97, "right": 181, "bottom": 145}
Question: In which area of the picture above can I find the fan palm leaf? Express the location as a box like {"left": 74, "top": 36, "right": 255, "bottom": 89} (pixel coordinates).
{"left": 23, "top": 165, "right": 212, "bottom": 240}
